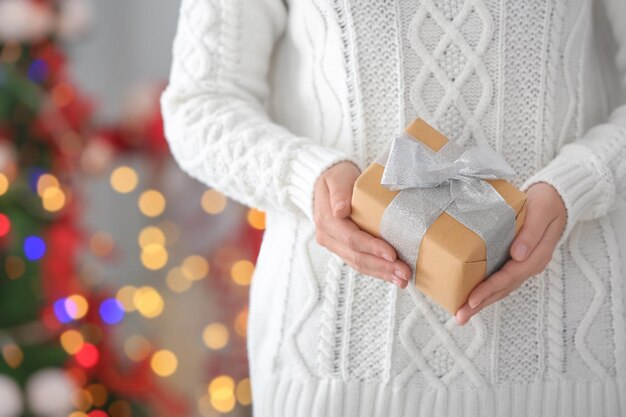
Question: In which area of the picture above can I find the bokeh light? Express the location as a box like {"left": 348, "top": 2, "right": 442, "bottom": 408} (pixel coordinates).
{"left": 89, "top": 231, "right": 115, "bottom": 258}
{"left": 4, "top": 256, "right": 25, "bottom": 279}
{"left": 99, "top": 298, "right": 125, "bottom": 325}
{"left": 124, "top": 335, "right": 152, "bottom": 362}
{"left": 230, "top": 260, "right": 254, "bottom": 286}
{"left": 53, "top": 298, "right": 73, "bottom": 324}
{"left": 234, "top": 309, "right": 248, "bottom": 337}
{"left": 138, "top": 189, "right": 166, "bottom": 217}
{"left": 133, "top": 286, "right": 164, "bottom": 318}
{"left": 138, "top": 226, "right": 165, "bottom": 248}
{"left": 150, "top": 350, "right": 177, "bottom": 377}
{"left": 181, "top": 255, "right": 209, "bottom": 281}
{"left": 208, "top": 375, "right": 236, "bottom": 413}
{"left": 202, "top": 323, "right": 229, "bottom": 350}
{"left": 140, "top": 243, "right": 168, "bottom": 270}
{"left": 41, "top": 185, "right": 66, "bottom": 212}
{"left": 0, "top": 173, "right": 9, "bottom": 195}
{"left": 65, "top": 295, "right": 89, "bottom": 320}
{"left": 247, "top": 208, "right": 265, "bottom": 230}
{"left": 88, "top": 410, "right": 108, "bottom": 417}
{"left": 236, "top": 378, "right": 252, "bottom": 406}
{"left": 201, "top": 189, "right": 227, "bottom": 214}
{"left": 166, "top": 267, "right": 192, "bottom": 293}
{"left": 60, "top": 330, "right": 84, "bottom": 354}
{"left": 23, "top": 235, "right": 46, "bottom": 261}
{"left": 110, "top": 166, "right": 138, "bottom": 193}
{"left": 71, "top": 388, "right": 93, "bottom": 411}
{"left": 115, "top": 286, "right": 137, "bottom": 312}
{"left": 87, "top": 384, "right": 108, "bottom": 407}
{"left": 69, "top": 412, "right": 89, "bottom": 417}
{"left": 109, "top": 400, "right": 132, "bottom": 417}
{"left": 36, "top": 173, "right": 59, "bottom": 195}
{"left": 2, "top": 344, "right": 23, "bottom": 368}
{"left": 0, "top": 213, "right": 10, "bottom": 237}
{"left": 75, "top": 343, "right": 99, "bottom": 368}
{"left": 51, "top": 82, "right": 75, "bottom": 107}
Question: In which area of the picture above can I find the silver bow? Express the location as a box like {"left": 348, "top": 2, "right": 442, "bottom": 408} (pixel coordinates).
{"left": 375, "top": 131, "right": 518, "bottom": 277}
{"left": 380, "top": 132, "right": 516, "bottom": 212}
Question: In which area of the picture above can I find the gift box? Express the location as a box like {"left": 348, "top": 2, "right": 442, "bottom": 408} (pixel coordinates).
{"left": 350, "top": 118, "right": 527, "bottom": 315}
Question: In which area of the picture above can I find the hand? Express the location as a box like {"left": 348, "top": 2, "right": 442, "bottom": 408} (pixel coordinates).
{"left": 313, "top": 161, "right": 412, "bottom": 288}
{"left": 455, "top": 182, "right": 567, "bottom": 325}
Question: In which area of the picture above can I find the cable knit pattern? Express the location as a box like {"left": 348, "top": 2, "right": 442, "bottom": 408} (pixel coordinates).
{"left": 161, "top": 0, "right": 626, "bottom": 415}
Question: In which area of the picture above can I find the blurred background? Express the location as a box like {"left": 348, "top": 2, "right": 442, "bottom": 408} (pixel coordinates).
{"left": 0, "top": 1, "right": 261, "bottom": 416}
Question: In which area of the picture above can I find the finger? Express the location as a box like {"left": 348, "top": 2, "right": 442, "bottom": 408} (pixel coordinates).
{"left": 325, "top": 168, "right": 358, "bottom": 219}
{"left": 510, "top": 198, "right": 555, "bottom": 261}
{"left": 466, "top": 263, "right": 517, "bottom": 309}
{"left": 456, "top": 288, "right": 509, "bottom": 325}
{"left": 327, "top": 217, "right": 399, "bottom": 263}
{"left": 468, "top": 219, "right": 563, "bottom": 310}
{"left": 323, "top": 234, "right": 409, "bottom": 287}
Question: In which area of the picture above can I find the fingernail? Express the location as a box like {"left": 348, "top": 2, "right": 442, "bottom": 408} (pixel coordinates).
{"left": 512, "top": 243, "right": 527, "bottom": 260}
{"left": 392, "top": 277, "right": 404, "bottom": 288}
{"left": 394, "top": 269, "right": 407, "bottom": 281}
{"left": 468, "top": 298, "right": 481, "bottom": 309}
{"left": 382, "top": 253, "right": 393, "bottom": 262}
{"left": 333, "top": 201, "right": 346, "bottom": 214}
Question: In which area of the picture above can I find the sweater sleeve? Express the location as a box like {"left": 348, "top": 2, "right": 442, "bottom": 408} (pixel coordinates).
{"left": 520, "top": 0, "right": 626, "bottom": 247}
{"left": 160, "top": 0, "right": 359, "bottom": 223}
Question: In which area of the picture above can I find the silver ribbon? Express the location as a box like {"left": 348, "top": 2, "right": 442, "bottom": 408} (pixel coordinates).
{"left": 377, "top": 132, "right": 518, "bottom": 277}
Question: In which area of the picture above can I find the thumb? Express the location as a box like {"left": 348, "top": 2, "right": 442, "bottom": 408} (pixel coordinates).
{"left": 326, "top": 167, "right": 358, "bottom": 219}
{"left": 510, "top": 199, "right": 552, "bottom": 261}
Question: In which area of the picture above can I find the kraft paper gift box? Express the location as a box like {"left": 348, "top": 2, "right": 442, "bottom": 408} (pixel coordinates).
{"left": 350, "top": 118, "right": 527, "bottom": 315}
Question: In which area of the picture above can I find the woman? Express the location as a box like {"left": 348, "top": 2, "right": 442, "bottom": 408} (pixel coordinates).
{"left": 160, "top": 0, "right": 626, "bottom": 415}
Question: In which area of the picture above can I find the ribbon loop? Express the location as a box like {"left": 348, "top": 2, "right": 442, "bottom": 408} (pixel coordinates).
{"left": 380, "top": 132, "right": 516, "bottom": 196}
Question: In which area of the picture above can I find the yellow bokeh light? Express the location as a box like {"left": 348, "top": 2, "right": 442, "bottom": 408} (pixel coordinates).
{"left": 71, "top": 389, "right": 92, "bottom": 411}
{"left": 181, "top": 255, "right": 209, "bottom": 281}
{"left": 133, "top": 286, "right": 164, "bottom": 318}
{"left": 124, "top": 335, "right": 152, "bottom": 362}
{"left": 2, "top": 344, "right": 23, "bottom": 368}
{"left": 236, "top": 378, "right": 252, "bottom": 406}
{"left": 202, "top": 323, "right": 229, "bottom": 350}
{"left": 0, "top": 173, "right": 9, "bottom": 196}
{"left": 116, "top": 285, "right": 137, "bottom": 312}
{"left": 60, "top": 330, "right": 84, "bottom": 354}
{"left": 68, "top": 412, "right": 88, "bottom": 417}
{"left": 138, "top": 189, "right": 166, "bottom": 217}
{"left": 234, "top": 309, "right": 248, "bottom": 337}
{"left": 65, "top": 294, "right": 89, "bottom": 320}
{"left": 230, "top": 260, "right": 254, "bottom": 286}
{"left": 41, "top": 186, "right": 66, "bottom": 212}
{"left": 89, "top": 231, "right": 115, "bottom": 258}
{"left": 151, "top": 349, "right": 178, "bottom": 377}
{"left": 247, "top": 208, "right": 265, "bottom": 230}
{"left": 109, "top": 400, "right": 132, "bottom": 417}
{"left": 110, "top": 166, "right": 139, "bottom": 193}
{"left": 138, "top": 226, "right": 165, "bottom": 248}
{"left": 140, "top": 243, "right": 168, "bottom": 270}
{"left": 5, "top": 256, "right": 25, "bottom": 280}
{"left": 87, "top": 383, "right": 108, "bottom": 407}
{"left": 209, "top": 375, "right": 236, "bottom": 413}
{"left": 36, "top": 173, "right": 60, "bottom": 196}
{"left": 166, "top": 267, "right": 192, "bottom": 293}
{"left": 201, "top": 189, "right": 227, "bottom": 214}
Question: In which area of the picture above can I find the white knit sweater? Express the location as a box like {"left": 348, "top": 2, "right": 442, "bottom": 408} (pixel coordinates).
{"left": 160, "top": 0, "right": 626, "bottom": 415}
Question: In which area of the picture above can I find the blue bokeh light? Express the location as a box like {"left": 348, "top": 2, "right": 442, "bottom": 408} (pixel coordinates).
{"left": 27, "top": 59, "right": 48, "bottom": 83}
{"left": 28, "top": 167, "right": 46, "bottom": 193}
{"left": 23, "top": 235, "right": 46, "bottom": 261}
{"left": 99, "top": 298, "right": 125, "bottom": 325}
{"left": 53, "top": 298, "right": 73, "bottom": 324}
